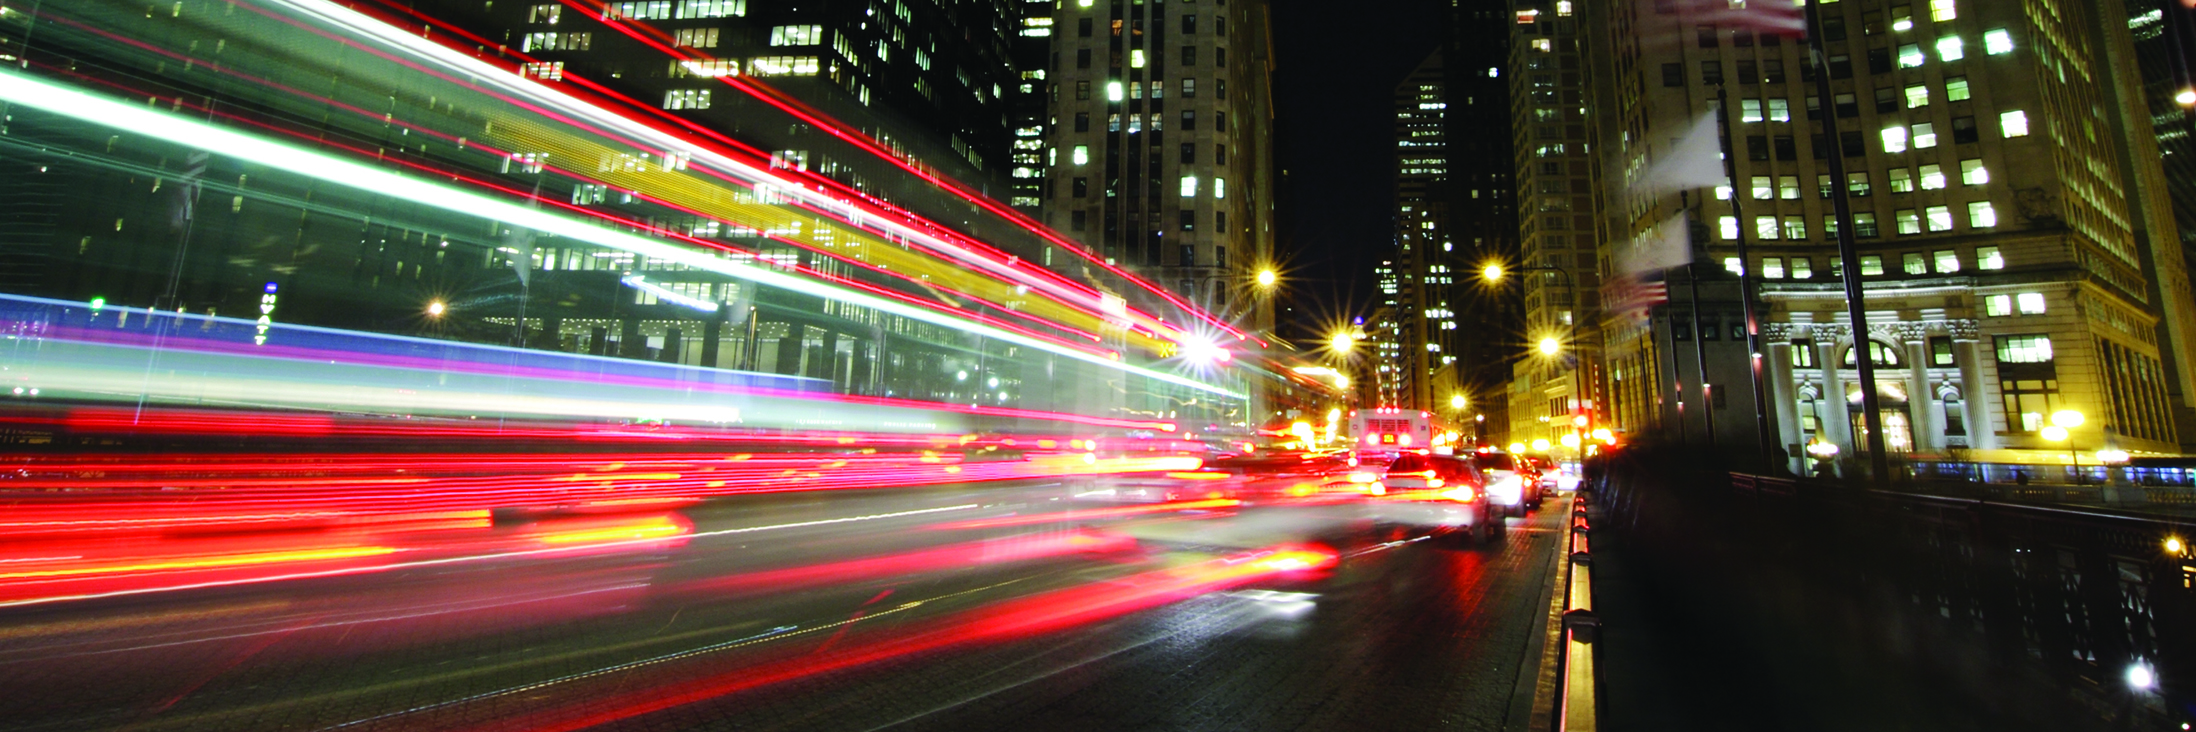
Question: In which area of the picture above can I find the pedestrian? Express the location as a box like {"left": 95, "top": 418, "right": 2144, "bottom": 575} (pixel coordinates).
{"left": 2015, "top": 469, "right": 2030, "bottom": 486}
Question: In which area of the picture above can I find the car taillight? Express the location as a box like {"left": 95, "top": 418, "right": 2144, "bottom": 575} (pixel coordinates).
{"left": 1442, "top": 486, "right": 1477, "bottom": 503}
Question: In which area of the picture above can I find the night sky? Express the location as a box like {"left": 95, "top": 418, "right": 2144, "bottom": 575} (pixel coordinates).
{"left": 1269, "top": 0, "right": 1449, "bottom": 344}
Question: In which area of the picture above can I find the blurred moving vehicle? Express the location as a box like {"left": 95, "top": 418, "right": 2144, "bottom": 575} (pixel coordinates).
{"left": 1472, "top": 450, "right": 1542, "bottom": 516}
{"left": 1376, "top": 453, "right": 1502, "bottom": 543}
{"left": 1349, "top": 408, "right": 1437, "bottom": 458}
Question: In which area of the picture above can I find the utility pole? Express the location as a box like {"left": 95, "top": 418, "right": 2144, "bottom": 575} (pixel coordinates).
{"left": 1802, "top": 2, "right": 1890, "bottom": 485}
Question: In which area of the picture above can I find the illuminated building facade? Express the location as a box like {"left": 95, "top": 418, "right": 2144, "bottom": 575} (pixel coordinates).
{"left": 1573, "top": 0, "right": 2196, "bottom": 464}
{"left": 1506, "top": 1, "right": 1603, "bottom": 452}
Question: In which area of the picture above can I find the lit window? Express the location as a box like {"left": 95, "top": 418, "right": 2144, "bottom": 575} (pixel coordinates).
{"left": 1898, "top": 43, "right": 1925, "bottom": 67}
{"left": 1131, "top": 49, "right": 1146, "bottom": 68}
{"left": 1792, "top": 258, "right": 1813, "bottom": 279}
{"left": 1107, "top": 81, "right": 1124, "bottom": 101}
{"left": 1725, "top": 257, "right": 1745, "bottom": 275}
{"left": 1930, "top": 0, "right": 1956, "bottom": 21}
{"left": 1913, "top": 122, "right": 1937, "bottom": 148}
{"left": 1919, "top": 164, "right": 1946, "bottom": 189}
{"left": 1720, "top": 216, "right": 1739, "bottom": 240}
{"left": 1896, "top": 209, "right": 1922, "bottom": 235}
{"left": 1780, "top": 175, "right": 1800, "bottom": 199}
{"left": 1882, "top": 126, "right": 1909, "bottom": 153}
{"left": 1743, "top": 99, "right": 1763, "bottom": 123}
{"left": 1783, "top": 216, "right": 1808, "bottom": 240}
{"left": 1937, "top": 35, "right": 1964, "bottom": 62}
{"left": 1557, "top": 1, "right": 1573, "bottom": 16}
{"left": 1752, "top": 175, "right": 1774, "bottom": 200}
{"left": 1891, "top": 6, "right": 1913, "bottom": 31}
{"left": 1905, "top": 84, "right": 1929, "bottom": 108}
{"left": 1984, "top": 294, "right": 2012, "bottom": 316}
{"left": 1862, "top": 255, "right": 1885, "bottom": 275}
{"left": 1984, "top": 29, "right": 2013, "bottom": 55}
{"left": 1073, "top": 145, "right": 1090, "bottom": 165}
{"left": 1969, "top": 201, "right": 1998, "bottom": 227}
{"left": 748, "top": 56, "right": 819, "bottom": 76}
{"left": 1960, "top": 159, "right": 1988, "bottom": 185}
{"left": 1715, "top": 185, "right": 1733, "bottom": 200}
{"left": 1763, "top": 257, "right": 1787, "bottom": 279}
{"left": 2016, "top": 292, "right": 2047, "bottom": 315}
{"left": 769, "top": 25, "right": 823, "bottom": 46}
{"left": 1977, "top": 246, "right": 2004, "bottom": 269}
{"left": 1926, "top": 205, "right": 1953, "bottom": 231}
{"left": 2000, "top": 110, "right": 2029, "bottom": 137}
{"left": 1215, "top": 178, "right": 1227, "bottom": 199}
{"left": 1946, "top": 76, "right": 1970, "bottom": 101}
{"left": 1934, "top": 250, "right": 1960, "bottom": 272}
{"left": 1904, "top": 252, "right": 1929, "bottom": 275}
{"left": 1757, "top": 216, "right": 1780, "bottom": 240}
{"left": 662, "top": 88, "right": 712, "bottom": 109}
{"left": 1889, "top": 167, "right": 1914, "bottom": 192}
{"left": 1180, "top": 175, "right": 1198, "bottom": 197}
{"left": 1768, "top": 98, "right": 1790, "bottom": 122}
{"left": 674, "top": 27, "right": 720, "bottom": 48}
{"left": 1996, "top": 335, "right": 2052, "bottom": 363}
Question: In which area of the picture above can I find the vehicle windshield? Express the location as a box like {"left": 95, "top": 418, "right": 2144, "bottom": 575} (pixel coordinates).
{"left": 1478, "top": 453, "right": 1515, "bottom": 471}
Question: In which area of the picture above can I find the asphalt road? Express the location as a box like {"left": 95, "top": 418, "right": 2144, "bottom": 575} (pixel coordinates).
{"left": 0, "top": 481, "right": 1569, "bottom": 732}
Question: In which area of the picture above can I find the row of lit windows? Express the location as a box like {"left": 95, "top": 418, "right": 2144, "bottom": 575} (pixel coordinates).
{"left": 1717, "top": 201, "right": 1996, "bottom": 240}
{"left": 1727, "top": 245, "right": 2008, "bottom": 281}
{"left": 1720, "top": 160, "right": 1989, "bottom": 201}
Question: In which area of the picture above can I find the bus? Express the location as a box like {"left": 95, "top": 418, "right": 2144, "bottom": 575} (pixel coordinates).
{"left": 1349, "top": 408, "right": 1441, "bottom": 459}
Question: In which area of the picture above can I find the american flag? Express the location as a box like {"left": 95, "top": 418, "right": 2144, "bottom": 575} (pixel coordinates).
{"left": 1602, "top": 274, "right": 1670, "bottom": 325}
{"left": 1695, "top": 0, "right": 1808, "bottom": 38}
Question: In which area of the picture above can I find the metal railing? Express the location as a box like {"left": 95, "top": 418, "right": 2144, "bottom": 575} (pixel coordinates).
{"left": 1553, "top": 492, "right": 1599, "bottom": 731}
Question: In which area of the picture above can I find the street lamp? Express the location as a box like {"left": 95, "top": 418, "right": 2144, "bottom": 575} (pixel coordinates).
{"left": 1484, "top": 262, "right": 1585, "bottom": 433}
{"left": 1329, "top": 331, "right": 1356, "bottom": 355}
{"left": 1255, "top": 269, "right": 1278, "bottom": 288}
{"left": 1450, "top": 394, "right": 1467, "bottom": 410}
{"left": 426, "top": 300, "right": 447, "bottom": 317}
{"left": 2051, "top": 409, "right": 2085, "bottom": 483}
{"left": 1537, "top": 336, "right": 1562, "bottom": 356}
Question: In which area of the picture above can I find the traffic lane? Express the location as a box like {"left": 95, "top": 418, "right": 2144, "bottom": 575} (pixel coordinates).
{"left": 0, "top": 478, "right": 1318, "bottom": 730}
{"left": 592, "top": 495, "right": 1571, "bottom": 732}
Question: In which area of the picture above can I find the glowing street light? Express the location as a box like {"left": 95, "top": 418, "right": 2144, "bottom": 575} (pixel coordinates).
{"left": 1255, "top": 269, "right": 1278, "bottom": 288}
{"left": 1329, "top": 331, "right": 1356, "bottom": 354}
{"left": 1482, "top": 263, "right": 1506, "bottom": 283}
{"left": 1560, "top": 433, "right": 1582, "bottom": 449}
{"left": 1538, "top": 336, "right": 1562, "bottom": 356}
{"left": 2179, "top": 88, "right": 2196, "bottom": 106}
{"left": 426, "top": 300, "right": 447, "bottom": 317}
{"left": 2051, "top": 410, "right": 2084, "bottom": 429}
{"left": 1531, "top": 438, "right": 1551, "bottom": 452}
{"left": 1508, "top": 442, "right": 1526, "bottom": 454}
{"left": 1450, "top": 394, "right": 1467, "bottom": 410}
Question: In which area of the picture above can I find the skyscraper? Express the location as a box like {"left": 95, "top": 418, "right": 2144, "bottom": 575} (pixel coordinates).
{"left": 1442, "top": 1, "right": 1521, "bottom": 443}
{"left": 1506, "top": 2, "right": 1602, "bottom": 451}
{"left": 1037, "top": 0, "right": 1278, "bottom": 326}
{"left": 1393, "top": 51, "right": 1449, "bottom": 412}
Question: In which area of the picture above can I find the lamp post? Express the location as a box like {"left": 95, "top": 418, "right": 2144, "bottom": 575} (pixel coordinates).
{"left": 2049, "top": 409, "right": 2085, "bottom": 484}
{"left": 1484, "top": 263, "right": 1587, "bottom": 436}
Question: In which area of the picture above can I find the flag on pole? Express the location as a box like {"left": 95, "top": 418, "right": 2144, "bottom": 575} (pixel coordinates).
{"left": 1602, "top": 274, "right": 1671, "bottom": 326}
{"left": 1614, "top": 212, "right": 1694, "bottom": 276}
{"left": 1636, "top": 112, "right": 1727, "bottom": 194}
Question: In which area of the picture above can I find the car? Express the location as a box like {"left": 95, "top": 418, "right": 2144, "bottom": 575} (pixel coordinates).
{"left": 1375, "top": 453, "right": 1503, "bottom": 544}
{"left": 1471, "top": 450, "right": 1539, "bottom": 516}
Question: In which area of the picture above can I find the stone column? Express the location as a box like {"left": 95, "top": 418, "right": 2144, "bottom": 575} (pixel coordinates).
{"left": 1818, "top": 337, "right": 1852, "bottom": 451}
{"left": 1766, "top": 325, "right": 1804, "bottom": 474}
{"left": 1903, "top": 334, "right": 1936, "bottom": 454}
{"left": 1954, "top": 324, "right": 1996, "bottom": 451}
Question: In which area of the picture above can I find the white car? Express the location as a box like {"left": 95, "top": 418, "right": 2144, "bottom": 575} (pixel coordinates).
{"left": 1471, "top": 450, "right": 1536, "bottom": 517}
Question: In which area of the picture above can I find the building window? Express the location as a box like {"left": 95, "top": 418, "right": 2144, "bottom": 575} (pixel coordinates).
{"left": 1905, "top": 84, "right": 1929, "bottom": 108}
{"left": 1720, "top": 216, "right": 1739, "bottom": 240}
{"left": 1903, "top": 252, "right": 1928, "bottom": 275}
{"left": 1180, "top": 210, "right": 1195, "bottom": 231}
{"left": 1781, "top": 175, "right": 1800, "bottom": 199}
{"left": 1701, "top": 60, "right": 1723, "bottom": 85}
{"left": 1896, "top": 209, "right": 1921, "bottom": 235}
{"left": 1830, "top": 54, "right": 1853, "bottom": 79}
{"left": 1854, "top": 212, "right": 1880, "bottom": 238}
{"left": 1180, "top": 245, "right": 1195, "bottom": 266}
{"left": 1969, "top": 201, "right": 1998, "bottom": 227}
{"left": 1792, "top": 257, "right": 1813, "bottom": 279}
{"left": 1215, "top": 48, "right": 1227, "bottom": 67}
{"left": 1875, "top": 87, "right": 1899, "bottom": 113}
{"left": 1919, "top": 164, "right": 1946, "bottom": 190}
{"left": 1215, "top": 144, "right": 1228, "bottom": 165}
{"left": 1889, "top": 167, "right": 1914, "bottom": 193}
{"left": 1926, "top": 205, "right": 1953, "bottom": 231}
{"left": 1214, "top": 178, "right": 1227, "bottom": 199}
{"left": 1950, "top": 75, "right": 1985, "bottom": 100}
{"left": 1072, "top": 145, "right": 1090, "bottom": 165}
{"left": 1076, "top": 80, "right": 1090, "bottom": 100}
{"left": 1933, "top": 250, "right": 1960, "bottom": 273}
{"left": 1783, "top": 216, "right": 1808, "bottom": 240}
{"left": 1757, "top": 216, "right": 1780, "bottom": 240}
{"left": 1663, "top": 63, "right": 1684, "bottom": 87}
{"left": 1182, "top": 110, "right": 1197, "bottom": 130}
{"left": 1984, "top": 29, "right": 2014, "bottom": 55}
{"left": 1898, "top": 43, "right": 1925, "bottom": 68}
{"left": 769, "top": 25, "right": 822, "bottom": 46}
{"left": 1937, "top": 35, "right": 1965, "bottom": 62}
{"left": 1182, "top": 14, "right": 1197, "bottom": 33}
{"left": 1699, "top": 25, "right": 1719, "bottom": 48}
{"left": 1751, "top": 175, "right": 1773, "bottom": 200}
{"left": 1848, "top": 172, "right": 1872, "bottom": 196}
{"left": 1882, "top": 126, "right": 1908, "bottom": 153}
{"left": 1985, "top": 294, "right": 2013, "bottom": 317}
{"left": 1763, "top": 257, "right": 1786, "bottom": 278}
{"left": 1861, "top": 254, "right": 1885, "bottom": 275}
{"left": 1072, "top": 177, "right": 1088, "bottom": 197}
{"left": 1077, "top": 49, "right": 1091, "bottom": 69}
{"left": 2017, "top": 292, "right": 2047, "bottom": 315}
{"left": 1977, "top": 246, "right": 2004, "bottom": 269}
{"left": 1072, "top": 210, "right": 1088, "bottom": 231}
{"left": 674, "top": 27, "right": 721, "bottom": 48}
{"left": 2000, "top": 110, "right": 2029, "bottom": 137}
{"left": 1995, "top": 334, "right": 2058, "bottom": 432}
{"left": 1958, "top": 159, "right": 1987, "bottom": 185}
{"left": 662, "top": 88, "right": 712, "bottom": 109}
{"left": 748, "top": 56, "right": 818, "bottom": 76}
{"left": 1075, "top": 112, "right": 1090, "bottom": 132}
{"left": 1844, "top": 340, "right": 1904, "bottom": 367}
{"left": 1180, "top": 175, "right": 1198, "bottom": 197}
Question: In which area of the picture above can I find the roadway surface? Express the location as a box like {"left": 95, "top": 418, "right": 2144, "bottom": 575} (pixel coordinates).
{"left": 0, "top": 480, "right": 1569, "bottom": 731}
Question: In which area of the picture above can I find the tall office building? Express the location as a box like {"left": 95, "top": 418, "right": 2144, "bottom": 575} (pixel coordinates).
{"left": 2115, "top": 0, "right": 2196, "bottom": 451}
{"left": 1505, "top": 2, "right": 1603, "bottom": 451}
{"left": 1572, "top": 0, "right": 2196, "bottom": 465}
{"left": 1444, "top": 1, "right": 1522, "bottom": 444}
{"left": 1393, "top": 51, "right": 1450, "bottom": 412}
{"left": 1037, "top": 0, "right": 1279, "bottom": 324}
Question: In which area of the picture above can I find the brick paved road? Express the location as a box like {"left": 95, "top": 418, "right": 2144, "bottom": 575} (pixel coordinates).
{"left": 0, "top": 484, "right": 1567, "bottom": 732}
